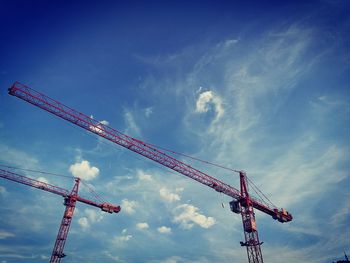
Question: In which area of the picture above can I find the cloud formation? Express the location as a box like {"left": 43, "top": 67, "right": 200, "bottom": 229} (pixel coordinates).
{"left": 195, "top": 90, "right": 224, "bottom": 121}
{"left": 121, "top": 199, "right": 137, "bottom": 215}
{"left": 136, "top": 222, "right": 149, "bottom": 230}
{"left": 124, "top": 109, "right": 141, "bottom": 136}
{"left": 0, "top": 230, "right": 15, "bottom": 239}
{"left": 137, "top": 170, "right": 153, "bottom": 181}
{"left": 173, "top": 204, "right": 215, "bottom": 229}
{"left": 78, "top": 217, "right": 90, "bottom": 229}
{"left": 69, "top": 160, "right": 99, "bottom": 181}
{"left": 159, "top": 188, "right": 181, "bottom": 202}
{"left": 157, "top": 226, "right": 172, "bottom": 234}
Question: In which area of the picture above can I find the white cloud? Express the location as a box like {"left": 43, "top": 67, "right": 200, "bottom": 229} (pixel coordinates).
{"left": 159, "top": 188, "right": 181, "bottom": 202}
{"left": 195, "top": 90, "right": 224, "bottom": 121}
{"left": 33, "top": 177, "right": 50, "bottom": 189}
{"left": 113, "top": 234, "right": 132, "bottom": 243}
{"left": 137, "top": 170, "right": 153, "bottom": 181}
{"left": 121, "top": 199, "right": 137, "bottom": 215}
{"left": 111, "top": 229, "right": 132, "bottom": 245}
{"left": 69, "top": 160, "right": 99, "bottom": 181}
{"left": 136, "top": 222, "right": 149, "bottom": 230}
{"left": 145, "top": 107, "right": 153, "bottom": 118}
{"left": 112, "top": 232, "right": 132, "bottom": 244}
{"left": 84, "top": 208, "right": 103, "bottom": 223}
{"left": 36, "top": 177, "right": 49, "bottom": 184}
{"left": 0, "top": 230, "right": 14, "bottom": 239}
{"left": 157, "top": 226, "right": 172, "bottom": 234}
{"left": 173, "top": 204, "right": 215, "bottom": 229}
{"left": 182, "top": 26, "right": 317, "bottom": 168}
{"left": 175, "top": 187, "right": 184, "bottom": 193}
{"left": 118, "top": 235, "right": 132, "bottom": 241}
{"left": 100, "top": 120, "right": 109, "bottom": 126}
{"left": 223, "top": 39, "right": 239, "bottom": 48}
{"left": 78, "top": 217, "right": 90, "bottom": 229}
{"left": 89, "top": 119, "right": 109, "bottom": 136}
{"left": 124, "top": 109, "right": 141, "bottom": 136}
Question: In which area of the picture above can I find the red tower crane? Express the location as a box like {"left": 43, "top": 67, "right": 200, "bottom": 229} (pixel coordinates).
{"left": 0, "top": 167, "right": 121, "bottom": 263}
{"left": 8, "top": 81, "right": 293, "bottom": 263}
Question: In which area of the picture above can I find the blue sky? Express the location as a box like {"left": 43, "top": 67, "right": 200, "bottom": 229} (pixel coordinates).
{"left": 0, "top": 1, "right": 350, "bottom": 262}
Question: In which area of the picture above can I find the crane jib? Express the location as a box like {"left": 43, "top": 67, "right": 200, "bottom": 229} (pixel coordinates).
{"left": 8, "top": 82, "right": 292, "bottom": 224}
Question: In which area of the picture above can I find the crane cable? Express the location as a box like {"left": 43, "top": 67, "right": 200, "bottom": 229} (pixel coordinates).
{"left": 147, "top": 143, "right": 277, "bottom": 208}
{"left": 148, "top": 143, "right": 241, "bottom": 173}
{"left": 0, "top": 164, "right": 73, "bottom": 179}
{"left": 247, "top": 177, "right": 277, "bottom": 208}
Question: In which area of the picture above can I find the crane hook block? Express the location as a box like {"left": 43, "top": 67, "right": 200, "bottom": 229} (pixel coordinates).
{"left": 101, "top": 203, "right": 121, "bottom": 214}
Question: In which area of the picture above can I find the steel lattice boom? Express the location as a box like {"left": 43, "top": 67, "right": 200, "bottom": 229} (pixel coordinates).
{"left": 0, "top": 168, "right": 120, "bottom": 262}
{"left": 8, "top": 81, "right": 293, "bottom": 262}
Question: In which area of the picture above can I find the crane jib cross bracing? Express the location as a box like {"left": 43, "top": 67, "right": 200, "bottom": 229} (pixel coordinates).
{"left": 8, "top": 81, "right": 293, "bottom": 263}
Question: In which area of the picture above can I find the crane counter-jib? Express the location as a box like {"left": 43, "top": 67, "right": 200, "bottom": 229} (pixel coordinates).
{"left": 7, "top": 81, "right": 292, "bottom": 223}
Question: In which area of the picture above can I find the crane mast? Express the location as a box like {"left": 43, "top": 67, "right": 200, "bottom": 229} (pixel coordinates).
{"left": 0, "top": 168, "right": 120, "bottom": 262}
{"left": 51, "top": 177, "right": 80, "bottom": 262}
{"left": 239, "top": 172, "right": 263, "bottom": 263}
{"left": 8, "top": 81, "right": 293, "bottom": 262}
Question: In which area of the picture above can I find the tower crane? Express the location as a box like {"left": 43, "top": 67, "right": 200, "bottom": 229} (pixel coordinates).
{"left": 8, "top": 81, "right": 293, "bottom": 263}
{"left": 0, "top": 167, "right": 121, "bottom": 263}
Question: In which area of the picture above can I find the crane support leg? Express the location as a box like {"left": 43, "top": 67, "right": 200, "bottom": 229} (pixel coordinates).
{"left": 50, "top": 178, "right": 80, "bottom": 263}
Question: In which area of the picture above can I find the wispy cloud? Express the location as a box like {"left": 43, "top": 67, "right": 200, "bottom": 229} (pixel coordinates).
{"left": 137, "top": 170, "right": 153, "bottom": 181}
{"left": 144, "top": 107, "right": 154, "bottom": 118}
{"left": 310, "top": 95, "right": 350, "bottom": 120}
{"left": 0, "top": 230, "right": 14, "bottom": 239}
{"left": 262, "top": 139, "right": 347, "bottom": 206}
{"left": 159, "top": 187, "right": 181, "bottom": 202}
{"left": 78, "top": 217, "right": 90, "bottom": 229}
{"left": 115, "top": 235, "right": 132, "bottom": 242}
{"left": 331, "top": 198, "right": 350, "bottom": 227}
{"left": 180, "top": 25, "right": 317, "bottom": 166}
{"left": 103, "top": 251, "right": 127, "bottom": 263}
{"left": 0, "top": 144, "right": 39, "bottom": 169}
{"left": 123, "top": 108, "right": 141, "bottom": 137}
